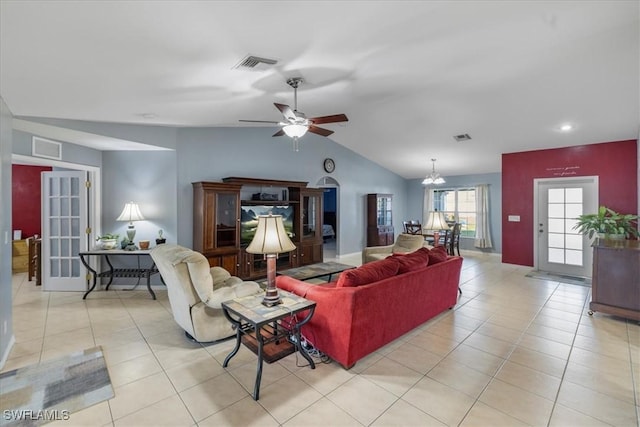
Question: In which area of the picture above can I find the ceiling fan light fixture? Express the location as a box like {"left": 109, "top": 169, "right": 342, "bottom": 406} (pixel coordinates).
{"left": 422, "top": 159, "right": 446, "bottom": 185}
{"left": 283, "top": 124, "right": 308, "bottom": 138}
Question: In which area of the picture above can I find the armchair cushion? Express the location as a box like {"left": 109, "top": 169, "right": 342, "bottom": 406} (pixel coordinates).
{"left": 392, "top": 233, "right": 425, "bottom": 254}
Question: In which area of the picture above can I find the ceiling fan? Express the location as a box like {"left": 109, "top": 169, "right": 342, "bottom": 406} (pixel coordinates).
{"left": 240, "top": 77, "right": 348, "bottom": 150}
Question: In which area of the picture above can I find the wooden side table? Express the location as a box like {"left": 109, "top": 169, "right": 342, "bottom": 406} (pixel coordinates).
{"left": 221, "top": 290, "right": 316, "bottom": 400}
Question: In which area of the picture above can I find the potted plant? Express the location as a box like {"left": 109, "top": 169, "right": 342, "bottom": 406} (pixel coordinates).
{"left": 573, "top": 206, "right": 639, "bottom": 240}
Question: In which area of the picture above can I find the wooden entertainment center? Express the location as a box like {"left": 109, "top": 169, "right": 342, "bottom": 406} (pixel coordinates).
{"left": 192, "top": 177, "right": 324, "bottom": 280}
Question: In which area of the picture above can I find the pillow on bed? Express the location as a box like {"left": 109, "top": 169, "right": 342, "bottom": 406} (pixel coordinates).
{"left": 336, "top": 257, "right": 400, "bottom": 287}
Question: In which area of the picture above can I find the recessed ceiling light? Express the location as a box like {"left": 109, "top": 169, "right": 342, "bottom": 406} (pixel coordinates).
{"left": 560, "top": 124, "right": 573, "bottom": 132}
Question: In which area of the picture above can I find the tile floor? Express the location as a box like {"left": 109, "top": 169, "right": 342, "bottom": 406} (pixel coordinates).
{"left": 4, "top": 251, "right": 640, "bottom": 426}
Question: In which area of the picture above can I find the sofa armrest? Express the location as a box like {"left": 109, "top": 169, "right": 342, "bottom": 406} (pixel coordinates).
{"left": 361, "top": 244, "right": 394, "bottom": 264}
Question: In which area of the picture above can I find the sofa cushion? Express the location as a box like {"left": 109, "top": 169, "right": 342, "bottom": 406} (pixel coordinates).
{"left": 427, "top": 246, "right": 448, "bottom": 264}
{"left": 393, "top": 247, "right": 430, "bottom": 273}
{"left": 336, "top": 257, "right": 400, "bottom": 287}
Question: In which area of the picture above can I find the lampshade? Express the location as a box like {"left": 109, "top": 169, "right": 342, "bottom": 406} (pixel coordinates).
{"left": 116, "top": 202, "right": 144, "bottom": 223}
{"left": 282, "top": 124, "right": 308, "bottom": 138}
{"left": 246, "top": 215, "right": 296, "bottom": 255}
{"left": 424, "top": 211, "right": 449, "bottom": 230}
{"left": 422, "top": 159, "right": 446, "bottom": 185}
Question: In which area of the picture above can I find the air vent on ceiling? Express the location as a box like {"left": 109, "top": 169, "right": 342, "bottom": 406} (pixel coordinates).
{"left": 32, "top": 137, "right": 62, "bottom": 160}
{"left": 234, "top": 55, "right": 278, "bottom": 71}
{"left": 453, "top": 133, "right": 472, "bottom": 142}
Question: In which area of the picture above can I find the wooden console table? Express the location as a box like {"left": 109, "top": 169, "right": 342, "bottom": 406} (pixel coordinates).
{"left": 79, "top": 249, "right": 161, "bottom": 300}
{"left": 589, "top": 240, "right": 640, "bottom": 321}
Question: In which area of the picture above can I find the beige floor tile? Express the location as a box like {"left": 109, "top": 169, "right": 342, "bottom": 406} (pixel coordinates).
{"left": 0, "top": 352, "right": 41, "bottom": 372}
{"left": 518, "top": 333, "right": 572, "bottom": 360}
{"left": 479, "top": 378, "right": 554, "bottom": 425}
{"left": 228, "top": 358, "right": 292, "bottom": 394}
{"left": 372, "top": 398, "right": 446, "bottom": 427}
{"left": 572, "top": 332, "right": 632, "bottom": 361}
{"left": 446, "top": 344, "right": 505, "bottom": 376}
{"left": 109, "top": 371, "right": 176, "bottom": 420}
{"left": 556, "top": 380, "right": 638, "bottom": 426}
{"left": 259, "top": 374, "right": 324, "bottom": 424}
{"left": 402, "top": 376, "right": 476, "bottom": 426}
{"left": 563, "top": 361, "right": 636, "bottom": 404}
{"left": 294, "top": 358, "right": 355, "bottom": 395}
{"left": 101, "top": 340, "right": 152, "bottom": 366}
{"left": 475, "top": 321, "right": 523, "bottom": 343}
{"left": 462, "top": 332, "right": 515, "bottom": 359}
{"left": 6, "top": 336, "right": 42, "bottom": 359}
{"left": 199, "top": 396, "right": 279, "bottom": 427}
{"left": 525, "top": 322, "right": 576, "bottom": 345}
{"left": 384, "top": 342, "right": 442, "bottom": 374}
{"left": 494, "top": 360, "right": 561, "bottom": 400}
{"left": 549, "top": 403, "right": 613, "bottom": 427}
{"left": 361, "top": 356, "right": 423, "bottom": 396}
{"left": 108, "top": 352, "right": 163, "bottom": 388}
{"left": 326, "top": 376, "right": 397, "bottom": 426}
{"left": 47, "top": 401, "right": 112, "bottom": 427}
{"left": 507, "top": 345, "right": 567, "bottom": 378}
{"left": 164, "top": 352, "right": 225, "bottom": 391}
{"left": 179, "top": 372, "right": 248, "bottom": 422}
{"left": 113, "top": 394, "right": 195, "bottom": 426}
{"left": 427, "top": 358, "right": 492, "bottom": 398}
{"left": 283, "top": 397, "right": 361, "bottom": 427}
{"left": 406, "top": 329, "right": 459, "bottom": 356}
{"left": 154, "top": 346, "right": 211, "bottom": 370}
{"left": 532, "top": 313, "right": 580, "bottom": 333}
{"left": 460, "top": 401, "right": 529, "bottom": 426}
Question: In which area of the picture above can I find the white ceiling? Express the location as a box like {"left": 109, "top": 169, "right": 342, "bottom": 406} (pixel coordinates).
{"left": 1, "top": 1, "right": 638, "bottom": 179}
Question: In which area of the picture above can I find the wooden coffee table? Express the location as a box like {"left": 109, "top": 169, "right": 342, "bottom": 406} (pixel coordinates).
{"left": 277, "top": 261, "right": 356, "bottom": 282}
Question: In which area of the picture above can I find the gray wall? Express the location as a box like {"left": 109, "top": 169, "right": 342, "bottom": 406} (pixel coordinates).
{"left": 102, "top": 151, "right": 177, "bottom": 245}
{"left": 0, "top": 98, "right": 14, "bottom": 367}
{"left": 407, "top": 172, "right": 502, "bottom": 253}
{"left": 176, "top": 127, "right": 408, "bottom": 255}
{"left": 13, "top": 129, "right": 103, "bottom": 167}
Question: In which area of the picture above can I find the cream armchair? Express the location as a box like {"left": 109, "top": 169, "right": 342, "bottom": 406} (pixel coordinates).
{"left": 362, "top": 233, "right": 426, "bottom": 264}
{"left": 151, "top": 244, "right": 261, "bottom": 342}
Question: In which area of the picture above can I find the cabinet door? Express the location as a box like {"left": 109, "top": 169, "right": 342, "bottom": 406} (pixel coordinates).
{"left": 215, "top": 192, "right": 239, "bottom": 249}
{"left": 299, "top": 242, "right": 323, "bottom": 265}
{"left": 207, "top": 253, "right": 239, "bottom": 276}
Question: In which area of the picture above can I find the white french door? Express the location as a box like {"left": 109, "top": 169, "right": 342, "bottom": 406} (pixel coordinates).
{"left": 42, "top": 171, "right": 90, "bottom": 291}
{"left": 535, "top": 177, "right": 598, "bottom": 278}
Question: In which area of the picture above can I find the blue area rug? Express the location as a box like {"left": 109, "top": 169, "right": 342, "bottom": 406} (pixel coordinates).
{"left": 0, "top": 346, "right": 113, "bottom": 426}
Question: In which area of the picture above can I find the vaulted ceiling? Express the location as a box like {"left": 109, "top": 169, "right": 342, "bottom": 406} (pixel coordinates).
{"left": 1, "top": 1, "right": 638, "bottom": 178}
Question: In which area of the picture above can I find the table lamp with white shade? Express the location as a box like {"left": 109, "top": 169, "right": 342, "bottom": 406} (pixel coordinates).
{"left": 424, "top": 211, "right": 449, "bottom": 247}
{"left": 246, "top": 214, "right": 296, "bottom": 307}
{"left": 116, "top": 201, "right": 144, "bottom": 250}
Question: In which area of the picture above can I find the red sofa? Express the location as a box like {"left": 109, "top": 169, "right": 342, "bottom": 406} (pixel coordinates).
{"left": 276, "top": 247, "right": 463, "bottom": 368}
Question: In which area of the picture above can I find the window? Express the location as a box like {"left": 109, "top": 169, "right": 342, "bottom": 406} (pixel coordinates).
{"left": 433, "top": 189, "right": 476, "bottom": 237}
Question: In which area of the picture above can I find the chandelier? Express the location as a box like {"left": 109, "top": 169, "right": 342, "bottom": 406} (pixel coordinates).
{"left": 422, "top": 159, "right": 446, "bottom": 185}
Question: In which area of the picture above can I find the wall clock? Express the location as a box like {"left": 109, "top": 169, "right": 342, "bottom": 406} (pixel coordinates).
{"left": 323, "top": 158, "right": 335, "bottom": 173}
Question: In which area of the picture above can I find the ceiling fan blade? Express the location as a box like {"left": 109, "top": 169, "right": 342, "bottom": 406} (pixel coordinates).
{"left": 274, "top": 103, "right": 297, "bottom": 122}
{"left": 308, "top": 125, "right": 334, "bottom": 137}
{"left": 239, "top": 119, "right": 281, "bottom": 124}
{"left": 272, "top": 129, "right": 285, "bottom": 137}
{"left": 308, "top": 113, "right": 349, "bottom": 125}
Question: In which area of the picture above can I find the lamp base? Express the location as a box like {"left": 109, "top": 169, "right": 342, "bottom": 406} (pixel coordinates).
{"left": 261, "top": 295, "right": 283, "bottom": 307}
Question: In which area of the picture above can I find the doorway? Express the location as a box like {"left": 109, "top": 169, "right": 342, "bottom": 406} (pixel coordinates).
{"left": 316, "top": 176, "right": 339, "bottom": 260}
{"left": 534, "top": 176, "right": 598, "bottom": 278}
{"left": 12, "top": 154, "right": 101, "bottom": 289}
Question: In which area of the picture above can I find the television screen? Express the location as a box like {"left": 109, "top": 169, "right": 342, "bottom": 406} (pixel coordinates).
{"left": 240, "top": 205, "right": 295, "bottom": 245}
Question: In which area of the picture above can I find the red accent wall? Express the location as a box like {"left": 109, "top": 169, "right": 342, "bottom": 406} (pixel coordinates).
{"left": 502, "top": 140, "right": 638, "bottom": 266}
{"left": 12, "top": 165, "right": 52, "bottom": 238}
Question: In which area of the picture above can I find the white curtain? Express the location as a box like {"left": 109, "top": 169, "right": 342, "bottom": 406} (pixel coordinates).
{"left": 423, "top": 188, "right": 434, "bottom": 226}
{"left": 474, "top": 184, "right": 493, "bottom": 248}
